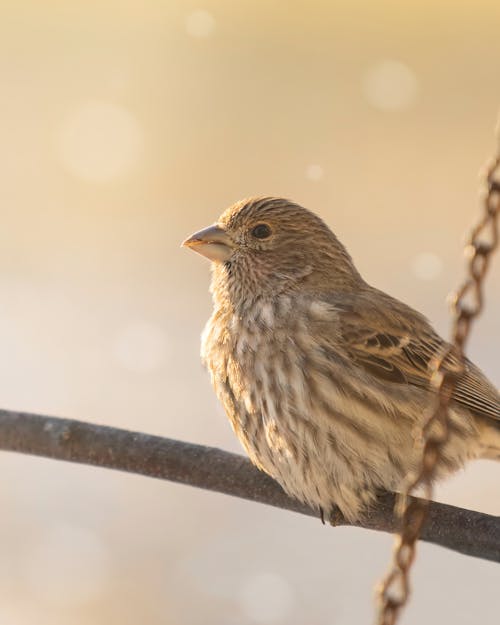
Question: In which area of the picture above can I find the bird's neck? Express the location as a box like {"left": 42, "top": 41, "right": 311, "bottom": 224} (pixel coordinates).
{"left": 210, "top": 263, "right": 270, "bottom": 315}
{"left": 210, "top": 258, "right": 363, "bottom": 316}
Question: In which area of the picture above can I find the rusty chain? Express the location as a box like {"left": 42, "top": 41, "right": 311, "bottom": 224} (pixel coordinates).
{"left": 375, "top": 128, "right": 500, "bottom": 625}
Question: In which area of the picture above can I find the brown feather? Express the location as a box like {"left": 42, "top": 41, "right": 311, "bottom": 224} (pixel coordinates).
{"left": 186, "top": 196, "right": 500, "bottom": 521}
{"left": 338, "top": 295, "right": 499, "bottom": 423}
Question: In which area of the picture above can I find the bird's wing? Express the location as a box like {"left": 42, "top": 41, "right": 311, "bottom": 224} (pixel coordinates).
{"left": 337, "top": 302, "right": 499, "bottom": 423}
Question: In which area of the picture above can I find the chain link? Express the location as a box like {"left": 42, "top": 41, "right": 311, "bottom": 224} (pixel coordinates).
{"left": 375, "top": 131, "right": 500, "bottom": 625}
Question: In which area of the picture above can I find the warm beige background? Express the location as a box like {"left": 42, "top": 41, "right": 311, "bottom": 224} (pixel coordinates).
{"left": 0, "top": 1, "right": 499, "bottom": 624}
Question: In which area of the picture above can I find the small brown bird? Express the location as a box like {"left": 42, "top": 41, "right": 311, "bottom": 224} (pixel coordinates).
{"left": 183, "top": 197, "right": 500, "bottom": 521}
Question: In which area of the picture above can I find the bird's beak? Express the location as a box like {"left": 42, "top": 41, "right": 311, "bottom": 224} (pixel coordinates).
{"left": 182, "top": 224, "right": 234, "bottom": 262}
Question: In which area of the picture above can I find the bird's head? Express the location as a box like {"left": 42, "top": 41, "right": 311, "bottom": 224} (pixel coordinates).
{"left": 182, "top": 197, "right": 362, "bottom": 307}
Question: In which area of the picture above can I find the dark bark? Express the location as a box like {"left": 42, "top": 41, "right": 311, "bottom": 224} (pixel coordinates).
{"left": 0, "top": 408, "right": 498, "bottom": 562}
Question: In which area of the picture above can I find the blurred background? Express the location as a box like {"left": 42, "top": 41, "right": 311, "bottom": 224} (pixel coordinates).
{"left": 0, "top": 1, "right": 499, "bottom": 623}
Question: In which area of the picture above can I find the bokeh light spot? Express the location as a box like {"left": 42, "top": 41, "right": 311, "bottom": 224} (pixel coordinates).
{"left": 411, "top": 252, "right": 444, "bottom": 281}
{"left": 57, "top": 100, "right": 144, "bottom": 182}
{"left": 362, "top": 60, "right": 419, "bottom": 111}
{"left": 239, "top": 572, "right": 294, "bottom": 624}
{"left": 185, "top": 9, "right": 216, "bottom": 38}
{"left": 306, "top": 164, "right": 324, "bottom": 181}
{"left": 25, "top": 524, "right": 111, "bottom": 606}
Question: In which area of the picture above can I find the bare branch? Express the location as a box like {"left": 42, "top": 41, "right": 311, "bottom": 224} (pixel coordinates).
{"left": 0, "top": 408, "right": 498, "bottom": 562}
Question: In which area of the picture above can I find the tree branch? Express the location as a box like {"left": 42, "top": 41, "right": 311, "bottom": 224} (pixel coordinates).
{"left": 0, "top": 408, "right": 498, "bottom": 562}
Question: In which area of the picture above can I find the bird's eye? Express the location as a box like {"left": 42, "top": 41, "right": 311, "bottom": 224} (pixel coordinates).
{"left": 251, "top": 223, "right": 272, "bottom": 239}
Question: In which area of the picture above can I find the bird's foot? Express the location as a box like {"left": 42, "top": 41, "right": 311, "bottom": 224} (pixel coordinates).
{"left": 319, "top": 506, "right": 326, "bottom": 525}
{"left": 328, "top": 505, "right": 344, "bottom": 527}
{"left": 318, "top": 504, "right": 344, "bottom": 526}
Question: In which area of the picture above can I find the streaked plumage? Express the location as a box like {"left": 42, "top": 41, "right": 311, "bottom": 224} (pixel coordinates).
{"left": 183, "top": 197, "right": 500, "bottom": 521}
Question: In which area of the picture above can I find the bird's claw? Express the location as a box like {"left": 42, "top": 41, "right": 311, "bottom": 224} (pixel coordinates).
{"left": 328, "top": 505, "right": 344, "bottom": 526}
{"left": 319, "top": 504, "right": 344, "bottom": 526}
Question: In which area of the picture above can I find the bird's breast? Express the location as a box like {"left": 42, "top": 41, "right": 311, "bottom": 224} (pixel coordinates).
{"left": 202, "top": 301, "right": 306, "bottom": 432}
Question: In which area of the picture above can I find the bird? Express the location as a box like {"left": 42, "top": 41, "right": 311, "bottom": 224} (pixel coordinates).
{"left": 182, "top": 196, "right": 500, "bottom": 522}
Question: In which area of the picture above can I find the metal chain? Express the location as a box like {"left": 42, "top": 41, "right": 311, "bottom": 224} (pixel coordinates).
{"left": 375, "top": 130, "right": 500, "bottom": 625}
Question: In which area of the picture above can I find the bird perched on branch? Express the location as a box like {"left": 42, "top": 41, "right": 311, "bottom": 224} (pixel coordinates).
{"left": 183, "top": 197, "right": 500, "bottom": 522}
